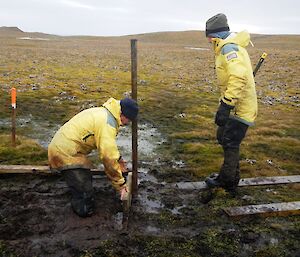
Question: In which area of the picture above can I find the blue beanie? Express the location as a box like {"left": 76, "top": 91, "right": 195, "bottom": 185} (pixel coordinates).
{"left": 120, "top": 98, "right": 139, "bottom": 121}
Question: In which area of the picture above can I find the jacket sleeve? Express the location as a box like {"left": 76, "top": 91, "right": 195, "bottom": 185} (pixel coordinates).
{"left": 95, "top": 122, "right": 125, "bottom": 191}
{"left": 222, "top": 50, "right": 248, "bottom": 107}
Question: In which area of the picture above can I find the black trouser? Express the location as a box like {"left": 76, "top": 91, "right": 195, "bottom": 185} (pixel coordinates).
{"left": 62, "top": 168, "right": 95, "bottom": 217}
{"left": 216, "top": 119, "right": 248, "bottom": 191}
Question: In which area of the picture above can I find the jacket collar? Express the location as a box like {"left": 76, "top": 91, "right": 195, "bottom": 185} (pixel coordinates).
{"left": 212, "top": 30, "right": 250, "bottom": 54}
{"left": 102, "top": 98, "right": 121, "bottom": 126}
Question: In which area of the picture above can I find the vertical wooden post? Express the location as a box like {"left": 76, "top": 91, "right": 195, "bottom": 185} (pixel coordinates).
{"left": 131, "top": 39, "right": 138, "bottom": 195}
{"left": 11, "top": 87, "right": 17, "bottom": 147}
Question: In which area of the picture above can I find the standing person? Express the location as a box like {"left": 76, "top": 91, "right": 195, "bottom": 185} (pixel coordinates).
{"left": 48, "top": 97, "right": 138, "bottom": 217}
{"left": 204, "top": 13, "right": 257, "bottom": 196}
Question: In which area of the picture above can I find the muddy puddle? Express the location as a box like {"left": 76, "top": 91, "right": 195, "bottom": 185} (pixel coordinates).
{"left": 0, "top": 114, "right": 181, "bottom": 213}
{"left": 0, "top": 116, "right": 60, "bottom": 148}
{"left": 0, "top": 116, "right": 190, "bottom": 256}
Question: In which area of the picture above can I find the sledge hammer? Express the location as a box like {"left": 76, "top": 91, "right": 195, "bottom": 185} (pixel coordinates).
{"left": 253, "top": 52, "right": 268, "bottom": 77}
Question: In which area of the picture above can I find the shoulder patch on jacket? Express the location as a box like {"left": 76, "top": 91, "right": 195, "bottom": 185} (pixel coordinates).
{"left": 105, "top": 109, "right": 117, "bottom": 129}
{"left": 221, "top": 43, "right": 239, "bottom": 55}
{"left": 226, "top": 52, "right": 238, "bottom": 61}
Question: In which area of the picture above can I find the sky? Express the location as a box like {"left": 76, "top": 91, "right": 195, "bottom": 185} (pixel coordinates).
{"left": 0, "top": 0, "right": 299, "bottom": 36}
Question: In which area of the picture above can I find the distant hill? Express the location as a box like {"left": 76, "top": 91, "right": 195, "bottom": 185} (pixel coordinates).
{"left": 66, "top": 30, "right": 300, "bottom": 49}
{"left": 0, "top": 26, "right": 24, "bottom": 33}
{"left": 0, "top": 26, "right": 299, "bottom": 48}
{"left": 123, "top": 30, "right": 207, "bottom": 45}
{"left": 0, "top": 26, "right": 58, "bottom": 39}
{"left": 0, "top": 26, "right": 25, "bottom": 37}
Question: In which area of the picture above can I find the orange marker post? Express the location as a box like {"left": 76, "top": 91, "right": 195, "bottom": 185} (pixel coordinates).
{"left": 11, "top": 87, "right": 17, "bottom": 147}
{"left": 11, "top": 87, "right": 17, "bottom": 109}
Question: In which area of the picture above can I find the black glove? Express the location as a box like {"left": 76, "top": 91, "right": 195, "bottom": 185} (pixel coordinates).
{"left": 215, "top": 100, "right": 234, "bottom": 126}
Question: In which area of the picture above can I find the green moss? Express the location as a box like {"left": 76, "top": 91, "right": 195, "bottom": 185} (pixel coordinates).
{"left": 0, "top": 134, "right": 47, "bottom": 165}
{"left": 195, "top": 228, "right": 239, "bottom": 257}
{"left": 93, "top": 236, "right": 198, "bottom": 257}
{"left": 178, "top": 142, "right": 223, "bottom": 176}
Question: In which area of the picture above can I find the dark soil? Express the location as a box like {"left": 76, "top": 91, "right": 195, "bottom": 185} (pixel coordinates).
{"left": 1, "top": 170, "right": 299, "bottom": 257}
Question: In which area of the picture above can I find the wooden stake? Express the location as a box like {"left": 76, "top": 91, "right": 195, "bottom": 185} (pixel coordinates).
{"left": 131, "top": 39, "right": 138, "bottom": 195}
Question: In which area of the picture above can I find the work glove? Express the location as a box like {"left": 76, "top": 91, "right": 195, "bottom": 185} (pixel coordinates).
{"left": 215, "top": 100, "right": 234, "bottom": 126}
{"left": 118, "top": 156, "right": 128, "bottom": 173}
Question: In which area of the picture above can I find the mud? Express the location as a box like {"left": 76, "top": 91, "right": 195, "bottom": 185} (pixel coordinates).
{"left": 0, "top": 173, "right": 125, "bottom": 256}
{"left": 1, "top": 170, "right": 300, "bottom": 257}
{"left": 0, "top": 122, "right": 182, "bottom": 256}
{"left": 0, "top": 165, "right": 192, "bottom": 256}
{"left": 1, "top": 123, "right": 299, "bottom": 257}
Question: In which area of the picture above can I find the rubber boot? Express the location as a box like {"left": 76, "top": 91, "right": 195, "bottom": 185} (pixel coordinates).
{"left": 234, "top": 163, "right": 241, "bottom": 187}
{"left": 71, "top": 192, "right": 95, "bottom": 217}
{"left": 218, "top": 148, "right": 240, "bottom": 193}
{"left": 63, "top": 169, "right": 95, "bottom": 217}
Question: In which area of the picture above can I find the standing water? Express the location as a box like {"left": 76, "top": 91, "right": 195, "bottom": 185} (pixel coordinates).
{"left": 0, "top": 116, "right": 170, "bottom": 213}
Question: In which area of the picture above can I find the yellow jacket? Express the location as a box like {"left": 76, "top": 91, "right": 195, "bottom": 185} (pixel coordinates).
{"left": 48, "top": 98, "right": 125, "bottom": 191}
{"left": 212, "top": 30, "right": 257, "bottom": 125}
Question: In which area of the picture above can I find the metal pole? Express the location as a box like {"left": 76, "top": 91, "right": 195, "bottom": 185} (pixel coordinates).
{"left": 131, "top": 39, "right": 138, "bottom": 195}
{"left": 11, "top": 87, "right": 17, "bottom": 147}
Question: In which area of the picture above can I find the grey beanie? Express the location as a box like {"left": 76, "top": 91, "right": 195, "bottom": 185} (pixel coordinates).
{"left": 206, "top": 13, "right": 230, "bottom": 37}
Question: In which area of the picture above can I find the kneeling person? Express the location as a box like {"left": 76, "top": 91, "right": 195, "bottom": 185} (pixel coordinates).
{"left": 48, "top": 97, "right": 138, "bottom": 217}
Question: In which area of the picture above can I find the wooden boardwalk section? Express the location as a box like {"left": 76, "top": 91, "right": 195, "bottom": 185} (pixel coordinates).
{"left": 0, "top": 165, "right": 106, "bottom": 175}
{"left": 0, "top": 165, "right": 299, "bottom": 188}
{"left": 223, "top": 201, "right": 300, "bottom": 217}
{"left": 172, "top": 175, "right": 300, "bottom": 190}
{"left": 1, "top": 165, "right": 299, "bottom": 217}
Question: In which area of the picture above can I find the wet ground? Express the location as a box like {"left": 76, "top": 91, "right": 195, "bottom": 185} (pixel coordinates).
{"left": 0, "top": 122, "right": 186, "bottom": 256}
{"left": 0, "top": 122, "right": 299, "bottom": 257}
{"left": 2, "top": 169, "right": 299, "bottom": 257}
{"left": 0, "top": 157, "right": 196, "bottom": 256}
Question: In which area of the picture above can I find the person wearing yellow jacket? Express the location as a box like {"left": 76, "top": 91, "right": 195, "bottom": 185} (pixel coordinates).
{"left": 48, "top": 97, "right": 138, "bottom": 217}
{"left": 204, "top": 13, "right": 257, "bottom": 195}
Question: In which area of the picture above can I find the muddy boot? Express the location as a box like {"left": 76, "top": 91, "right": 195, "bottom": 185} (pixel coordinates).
{"left": 205, "top": 173, "right": 222, "bottom": 188}
{"left": 225, "top": 161, "right": 242, "bottom": 198}
{"left": 218, "top": 148, "right": 240, "bottom": 192}
{"left": 234, "top": 163, "right": 241, "bottom": 187}
{"left": 63, "top": 168, "right": 95, "bottom": 217}
{"left": 71, "top": 192, "right": 95, "bottom": 217}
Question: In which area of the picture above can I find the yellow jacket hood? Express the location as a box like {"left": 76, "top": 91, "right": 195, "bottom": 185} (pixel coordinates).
{"left": 102, "top": 97, "right": 121, "bottom": 127}
{"left": 213, "top": 30, "right": 250, "bottom": 54}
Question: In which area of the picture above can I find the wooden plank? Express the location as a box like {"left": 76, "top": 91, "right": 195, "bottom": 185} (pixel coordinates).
{"left": 172, "top": 175, "right": 300, "bottom": 190}
{"left": 223, "top": 201, "right": 300, "bottom": 217}
{"left": 238, "top": 176, "right": 300, "bottom": 187}
{"left": 0, "top": 165, "right": 53, "bottom": 174}
{"left": 174, "top": 181, "right": 207, "bottom": 190}
{"left": 0, "top": 165, "right": 108, "bottom": 175}
{"left": 1, "top": 165, "right": 300, "bottom": 191}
